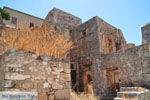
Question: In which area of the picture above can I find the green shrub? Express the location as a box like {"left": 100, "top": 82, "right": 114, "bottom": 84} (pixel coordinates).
{"left": 0, "top": 8, "right": 10, "bottom": 20}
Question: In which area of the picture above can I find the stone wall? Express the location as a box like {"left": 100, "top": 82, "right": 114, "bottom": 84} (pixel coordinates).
{"left": 45, "top": 8, "right": 82, "bottom": 28}
{"left": 0, "top": 13, "right": 2, "bottom": 25}
{"left": 97, "top": 17, "right": 127, "bottom": 53}
{"left": 91, "top": 43, "right": 150, "bottom": 97}
{"left": 142, "top": 23, "right": 150, "bottom": 44}
{"left": 43, "top": 8, "right": 82, "bottom": 38}
{"left": 3, "top": 7, "right": 43, "bottom": 28}
{"left": 71, "top": 16, "right": 127, "bottom": 64}
{"left": 125, "top": 43, "right": 135, "bottom": 49}
{"left": 0, "top": 49, "right": 71, "bottom": 100}
{"left": 70, "top": 16, "right": 127, "bottom": 93}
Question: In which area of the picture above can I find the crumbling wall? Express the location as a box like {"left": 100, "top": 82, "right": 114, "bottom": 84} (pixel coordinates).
{"left": 70, "top": 16, "right": 127, "bottom": 93}
{"left": 45, "top": 8, "right": 82, "bottom": 28}
{"left": 97, "top": 17, "right": 127, "bottom": 53}
{"left": 142, "top": 24, "right": 150, "bottom": 44}
{"left": 92, "top": 43, "right": 150, "bottom": 97}
{"left": 125, "top": 43, "right": 135, "bottom": 49}
{"left": 0, "top": 49, "right": 71, "bottom": 100}
{"left": 70, "top": 17, "right": 100, "bottom": 92}
{"left": 43, "top": 8, "right": 82, "bottom": 38}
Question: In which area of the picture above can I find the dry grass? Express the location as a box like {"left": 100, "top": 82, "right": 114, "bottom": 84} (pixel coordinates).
{"left": 122, "top": 97, "right": 139, "bottom": 100}
{"left": 0, "top": 25, "right": 73, "bottom": 58}
{"left": 70, "top": 91, "right": 100, "bottom": 100}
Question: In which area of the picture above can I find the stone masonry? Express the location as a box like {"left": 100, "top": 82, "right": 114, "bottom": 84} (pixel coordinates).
{"left": 1, "top": 7, "right": 150, "bottom": 100}
{"left": 70, "top": 16, "right": 127, "bottom": 92}
{"left": 114, "top": 87, "right": 150, "bottom": 100}
{"left": 92, "top": 43, "right": 150, "bottom": 98}
{"left": 0, "top": 13, "right": 2, "bottom": 25}
{"left": 0, "top": 49, "right": 71, "bottom": 100}
{"left": 142, "top": 23, "right": 150, "bottom": 44}
{"left": 43, "top": 8, "right": 82, "bottom": 38}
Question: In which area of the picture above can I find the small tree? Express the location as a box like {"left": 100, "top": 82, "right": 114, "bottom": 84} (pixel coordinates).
{"left": 0, "top": 8, "right": 10, "bottom": 20}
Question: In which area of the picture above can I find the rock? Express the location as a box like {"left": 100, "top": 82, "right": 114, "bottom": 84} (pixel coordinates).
{"left": 0, "top": 80, "right": 14, "bottom": 88}
{"left": 55, "top": 89, "right": 71, "bottom": 100}
{"left": 5, "top": 73, "right": 31, "bottom": 80}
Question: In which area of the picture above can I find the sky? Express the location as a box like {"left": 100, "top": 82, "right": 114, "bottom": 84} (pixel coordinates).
{"left": 0, "top": 0, "right": 150, "bottom": 45}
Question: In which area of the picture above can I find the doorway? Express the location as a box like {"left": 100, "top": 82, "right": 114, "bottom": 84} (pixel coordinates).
{"left": 106, "top": 68, "right": 120, "bottom": 94}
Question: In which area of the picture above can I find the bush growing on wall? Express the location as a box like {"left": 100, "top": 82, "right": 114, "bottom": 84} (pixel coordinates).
{"left": 0, "top": 8, "right": 10, "bottom": 20}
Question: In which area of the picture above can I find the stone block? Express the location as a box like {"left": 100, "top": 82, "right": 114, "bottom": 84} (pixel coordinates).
{"left": 117, "top": 92, "right": 144, "bottom": 98}
{"left": 0, "top": 80, "right": 14, "bottom": 88}
{"left": 38, "top": 92, "right": 48, "bottom": 100}
{"left": 60, "top": 73, "right": 71, "bottom": 82}
{"left": 64, "top": 68, "right": 71, "bottom": 74}
{"left": 5, "top": 73, "right": 31, "bottom": 80}
{"left": 52, "top": 82, "right": 63, "bottom": 90}
{"left": 55, "top": 89, "right": 71, "bottom": 100}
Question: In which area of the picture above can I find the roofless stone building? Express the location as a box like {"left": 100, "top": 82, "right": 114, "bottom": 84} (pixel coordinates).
{"left": 0, "top": 7, "right": 150, "bottom": 100}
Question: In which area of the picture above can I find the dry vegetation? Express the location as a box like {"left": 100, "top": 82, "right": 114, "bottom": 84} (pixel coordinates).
{"left": 122, "top": 97, "right": 139, "bottom": 100}
{"left": 0, "top": 25, "right": 73, "bottom": 58}
{"left": 70, "top": 91, "right": 100, "bottom": 100}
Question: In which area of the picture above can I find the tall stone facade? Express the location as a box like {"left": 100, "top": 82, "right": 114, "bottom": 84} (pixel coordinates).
{"left": 70, "top": 16, "right": 127, "bottom": 93}
{"left": 142, "top": 23, "right": 150, "bottom": 44}
{"left": 0, "top": 49, "right": 71, "bottom": 100}
{"left": 92, "top": 43, "right": 150, "bottom": 97}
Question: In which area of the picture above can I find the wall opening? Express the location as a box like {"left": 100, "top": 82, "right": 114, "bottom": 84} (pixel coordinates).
{"left": 107, "top": 38, "right": 114, "bottom": 53}
{"left": 106, "top": 67, "right": 120, "bottom": 96}
{"left": 115, "top": 42, "right": 121, "bottom": 51}
{"left": 82, "top": 29, "right": 86, "bottom": 37}
{"left": 71, "top": 64, "right": 77, "bottom": 92}
{"left": 83, "top": 66, "right": 93, "bottom": 94}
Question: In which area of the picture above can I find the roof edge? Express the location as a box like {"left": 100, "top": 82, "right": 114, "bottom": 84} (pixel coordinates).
{"left": 3, "top": 6, "right": 44, "bottom": 20}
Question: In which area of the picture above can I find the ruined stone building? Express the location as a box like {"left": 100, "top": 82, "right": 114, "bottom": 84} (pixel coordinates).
{"left": 0, "top": 7, "right": 150, "bottom": 100}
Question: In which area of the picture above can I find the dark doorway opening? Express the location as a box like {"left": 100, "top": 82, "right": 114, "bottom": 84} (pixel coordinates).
{"left": 106, "top": 67, "right": 120, "bottom": 96}
{"left": 71, "top": 64, "right": 77, "bottom": 92}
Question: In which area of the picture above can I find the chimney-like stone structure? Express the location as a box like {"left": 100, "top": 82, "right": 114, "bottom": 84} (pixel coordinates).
{"left": 141, "top": 23, "right": 150, "bottom": 44}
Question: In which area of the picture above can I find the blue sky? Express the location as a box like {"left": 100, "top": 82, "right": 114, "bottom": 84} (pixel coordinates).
{"left": 0, "top": 0, "right": 150, "bottom": 45}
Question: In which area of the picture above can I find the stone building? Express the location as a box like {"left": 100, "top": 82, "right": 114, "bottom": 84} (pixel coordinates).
{"left": 70, "top": 16, "right": 127, "bottom": 93}
{"left": 0, "top": 7, "right": 150, "bottom": 100}
{"left": 43, "top": 8, "right": 150, "bottom": 100}
{"left": 92, "top": 43, "right": 150, "bottom": 98}
{"left": 3, "top": 6, "right": 44, "bottom": 28}
{"left": 142, "top": 23, "right": 150, "bottom": 44}
{"left": 43, "top": 8, "right": 82, "bottom": 38}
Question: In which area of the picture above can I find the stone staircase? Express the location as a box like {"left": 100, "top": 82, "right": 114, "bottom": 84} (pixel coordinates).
{"left": 114, "top": 87, "right": 150, "bottom": 100}
{"left": 101, "top": 88, "right": 117, "bottom": 100}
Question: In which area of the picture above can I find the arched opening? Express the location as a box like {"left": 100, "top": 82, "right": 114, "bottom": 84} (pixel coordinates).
{"left": 83, "top": 71, "right": 93, "bottom": 94}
